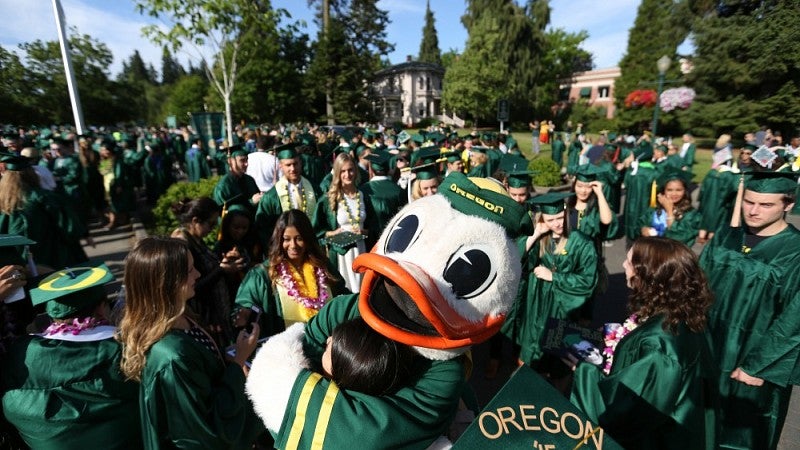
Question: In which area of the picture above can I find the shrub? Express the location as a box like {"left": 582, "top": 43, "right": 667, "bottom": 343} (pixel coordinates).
{"left": 529, "top": 156, "right": 563, "bottom": 187}
{"left": 149, "top": 176, "right": 221, "bottom": 247}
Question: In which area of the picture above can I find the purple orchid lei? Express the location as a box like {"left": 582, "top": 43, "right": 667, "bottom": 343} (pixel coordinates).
{"left": 602, "top": 314, "right": 640, "bottom": 375}
{"left": 278, "top": 262, "right": 329, "bottom": 310}
{"left": 44, "top": 317, "right": 109, "bottom": 336}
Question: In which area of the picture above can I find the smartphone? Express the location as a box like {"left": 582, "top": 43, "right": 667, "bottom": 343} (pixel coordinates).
{"left": 247, "top": 305, "right": 262, "bottom": 334}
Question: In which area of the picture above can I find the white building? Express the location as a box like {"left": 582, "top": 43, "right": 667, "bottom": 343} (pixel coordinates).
{"left": 372, "top": 59, "right": 446, "bottom": 126}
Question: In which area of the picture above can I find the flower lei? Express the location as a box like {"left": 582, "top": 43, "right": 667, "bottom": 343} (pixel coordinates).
{"left": 340, "top": 192, "right": 362, "bottom": 231}
{"left": 601, "top": 314, "right": 640, "bottom": 375}
{"left": 278, "top": 261, "right": 329, "bottom": 310}
{"left": 44, "top": 317, "right": 109, "bottom": 336}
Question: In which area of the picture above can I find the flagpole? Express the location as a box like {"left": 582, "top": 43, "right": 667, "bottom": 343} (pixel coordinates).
{"left": 51, "top": 0, "right": 85, "bottom": 135}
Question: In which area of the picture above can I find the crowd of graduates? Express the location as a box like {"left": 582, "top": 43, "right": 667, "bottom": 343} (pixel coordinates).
{"left": 0, "top": 120, "right": 799, "bottom": 449}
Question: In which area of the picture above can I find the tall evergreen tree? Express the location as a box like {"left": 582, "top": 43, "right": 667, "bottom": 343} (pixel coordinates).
{"left": 418, "top": 0, "right": 441, "bottom": 65}
{"left": 686, "top": 0, "right": 800, "bottom": 138}
{"left": 305, "top": 0, "right": 393, "bottom": 123}
{"left": 445, "top": 0, "right": 548, "bottom": 121}
{"left": 613, "top": 0, "right": 691, "bottom": 133}
{"left": 160, "top": 47, "right": 185, "bottom": 85}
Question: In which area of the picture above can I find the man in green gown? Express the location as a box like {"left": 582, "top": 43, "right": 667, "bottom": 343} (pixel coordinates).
{"left": 700, "top": 170, "right": 800, "bottom": 450}
{"left": 255, "top": 145, "right": 319, "bottom": 249}
{"left": 360, "top": 151, "right": 407, "bottom": 249}
{"left": 1, "top": 265, "right": 141, "bottom": 450}
{"left": 212, "top": 144, "right": 262, "bottom": 217}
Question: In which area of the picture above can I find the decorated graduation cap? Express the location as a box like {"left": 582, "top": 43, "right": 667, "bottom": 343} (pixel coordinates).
{"left": 274, "top": 142, "right": 299, "bottom": 160}
{"left": 396, "top": 130, "right": 411, "bottom": 144}
{"left": 439, "top": 172, "right": 532, "bottom": 237}
{"left": 0, "top": 152, "right": 33, "bottom": 171}
{"left": 530, "top": 191, "right": 575, "bottom": 215}
{"left": 30, "top": 264, "right": 114, "bottom": 319}
{"left": 575, "top": 163, "right": 607, "bottom": 182}
{"left": 745, "top": 169, "right": 800, "bottom": 195}
{"left": 365, "top": 151, "right": 392, "bottom": 172}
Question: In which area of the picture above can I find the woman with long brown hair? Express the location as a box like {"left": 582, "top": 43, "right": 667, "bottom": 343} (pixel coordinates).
{"left": 311, "top": 152, "right": 367, "bottom": 292}
{"left": 570, "top": 237, "right": 717, "bottom": 449}
{"left": 118, "top": 237, "right": 262, "bottom": 449}
{"left": 234, "top": 209, "right": 348, "bottom": 338}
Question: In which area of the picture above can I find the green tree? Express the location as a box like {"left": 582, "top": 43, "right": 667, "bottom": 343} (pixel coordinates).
{"left": 613, "top": 0, "right": 691, "bottom": 133}
{"left": 117, "top": 50, "right": 155, "bottom": 122}
{"left": 305, "top": 0, "right": 393, "bottom": 123}
{"left": 686, "top": 0, "right": 800, "bottom": 138}
{"left": 136, "top": 0, "right": 278, "bottom": 142}
{"left": 537, "top": 28, "right": 592, "bottom": 126}
{"left": 160, "top": 74, "right": 209, "bottom": 124}
{"left": 440, "top": 49, "right": 459, "bottom": 71}
{"left": 0, "top": 47, "right": 35, "bottom": 123}
{"left": 160, "top": 47, "right": 185, "bottom": 85}
{"left": 448, "top": 0, "right": 548, "bottom": 121}
{"left": 418, "top": 0, "right": 441, "bottom": 65}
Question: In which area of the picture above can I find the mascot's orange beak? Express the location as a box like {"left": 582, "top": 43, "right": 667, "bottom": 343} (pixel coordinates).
{"left": 353, "top": 252, "right": 505, "bottom": 349}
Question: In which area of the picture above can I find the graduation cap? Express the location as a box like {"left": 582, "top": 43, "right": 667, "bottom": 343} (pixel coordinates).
{"left": 481, "top": 132, "right": 497, "bottom": 142}
{"left": 426, "top": 131, "right": 446, "bottom": 145}
{"left": 30, "top": 264, "right": 114, "bottom": 319}
{"left": 442, "top": 149, "right": 462, "bottom": 163}
{"left": 410, "top": 133, "right": 425, "bottom": 144}
{"left": 410, "top": 145, "right": 442, "bottom": 167}
{"left": 0, "top": 234, "right": 36, "bottom": 247}
{"left": 326, "top": 231, "right": 364, "bottom": 255}
{"left": 656, "top": 167, "right": 692, "bottom": 190}
{"left": 275, "top": 142, "right": 299, "bottom": 160}
{"left": 745, "top": 169, "right": 800, "bottom": 195}
{"left": 396, "top": 130, "right": 411, "bottom": 144}
{"left": 751, "top": 145, "right": 779, "bottom": 169}
{"left": 742, "top": 143, "right": 758, "bottom": 152}
{"left": 575, "top": 163, "right": 607, "bottom": 182}
{"left": 470, "top": 146, "right": 491, "bottom": 154}
{"left": 365, "top": 151, "right": 392, "bottom": 172}
{"left": 0, "top": 152, "right": 33, "bottom": 171}
{"left": 530, "top": 192, "right": 575, "bottom": 215}
{"left": 410, "top": 164, "right": 439, "bottom": 181}
{"left": 353, "top": 144, "right": 370, "bottom": 158}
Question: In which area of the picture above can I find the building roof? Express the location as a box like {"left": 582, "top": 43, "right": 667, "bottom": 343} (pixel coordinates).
{"left": 375, "top": 61, "right": 445, "bottom": 77}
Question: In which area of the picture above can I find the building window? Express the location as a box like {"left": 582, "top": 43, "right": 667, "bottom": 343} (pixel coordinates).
{"left": 419, "top": 76, "right": 424, "bottom": 89}
{"left": 419, "top": 104, "right": 425, "bottom": 117}
{"left": 579, "top": 87, "right": 592, "bottom": 99}
{"left": 426, "top": 77, "right": 431, "bottom": 91}
{"left": 598, "top": 85, "right": 610, "bottom": 99}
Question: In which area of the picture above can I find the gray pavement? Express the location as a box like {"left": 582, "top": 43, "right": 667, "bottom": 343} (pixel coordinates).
{"left": 81, "top": 208, "right": 800, "bottom": 448}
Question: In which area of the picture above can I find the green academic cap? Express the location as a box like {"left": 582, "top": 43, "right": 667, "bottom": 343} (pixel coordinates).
{"left": 224, "top": 143, "right": 247, "bottom": 158}
{"left": 0, "top": 234, "right": 36, "bottom": 247}
{"left": 575, "top": 163, "right": 606, "bottom": 182}
{"left": 656, "top": 167, "right": 692, "bottom": 190}
{"left": 410, "top": 164, "right": 439, "bottom": 181}
{"left": 30, "top": 264, "right": 114, "bottom": 319}
{"left": 0, "top": 152, "right": 33, "bottom": 171}
{"left": 354, "top": 144, "right": 370, "bottom": 158}
{"left": 443, "top": 150, "right": 462, "bottom": 163}
{"left": 275, "top": 143, "right": 299, "bottom": 160}
{"left": 530, "top": 192, "right": 575, "bottom": 215}
{"left": 410, "top": 133, "right": 425, "bottom": 144}
{"left": 439, "top": 172, "right": 532, "bottom": 238}
{"left": 410, "top": 146, "right": 442, "bottom": 167}
{"left": 506, "top": 170, "right": 536, "bottom": 189}
{"left": 470, "top": 146, "right": 491, "bottom": 154}
{"left": 365, "top": 151, "right": 392, "bottom": 172}
{"left": 742, "top": 143, "right": 758, "bottom": 152}
{"left": 745, "top": 170, "right": 800, "bottom": 195}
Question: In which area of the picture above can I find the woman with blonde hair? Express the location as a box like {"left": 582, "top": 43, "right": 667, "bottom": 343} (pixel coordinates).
{"left": 501, "top": 192, "right": 598, "bottom": 369}
{"left": 118, "top": 236, "right": 263, "bottom": 449}
{"left": 311, "top": 152, "right": 367, "bottom": 292}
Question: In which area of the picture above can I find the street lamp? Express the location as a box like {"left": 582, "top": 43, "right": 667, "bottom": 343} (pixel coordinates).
{"left": 651, "top": 55, "right": 672, "bottom": 139}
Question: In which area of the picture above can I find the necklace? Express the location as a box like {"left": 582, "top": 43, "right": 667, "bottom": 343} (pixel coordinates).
{"left": 601, "top": 314, "right": 640, "bottom": 375}
{"left": 340, "top": 191, "right": 361, "bottom": 231}
{"left": 44, "top": 317, "right": 109, "bottom": 336}
{"left": 278, "top": 261, "right": 330, "bottom": 310}
{"left": 291, "top": 182, "right": 308, "bottom": 212}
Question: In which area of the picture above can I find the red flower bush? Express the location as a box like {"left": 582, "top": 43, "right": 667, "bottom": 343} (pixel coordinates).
{"left": 624, "top": 89, "right": 657, "bottom": 109}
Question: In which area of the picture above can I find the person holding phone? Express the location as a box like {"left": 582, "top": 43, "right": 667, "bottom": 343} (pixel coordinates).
{"left": 234, "top": 210, "right": 350, "bottom": 338}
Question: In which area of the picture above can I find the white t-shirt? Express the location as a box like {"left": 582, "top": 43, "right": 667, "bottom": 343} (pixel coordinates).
{"left": 246, "top": 151, "right": 279, "bottom": 192}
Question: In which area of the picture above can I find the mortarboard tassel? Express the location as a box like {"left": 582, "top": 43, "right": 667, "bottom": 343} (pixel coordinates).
{"left": 649, "top": 180, "right": 658, "bottom": 209}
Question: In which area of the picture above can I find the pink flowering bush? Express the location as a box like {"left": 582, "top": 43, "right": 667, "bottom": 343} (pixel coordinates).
{"left": 659, "top": 87, "right": 696, "bottom": 112}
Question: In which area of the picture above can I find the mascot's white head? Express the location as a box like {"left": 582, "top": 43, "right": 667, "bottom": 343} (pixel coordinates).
{"left": 353, "top": 172, "right": 532, "bottom": 360}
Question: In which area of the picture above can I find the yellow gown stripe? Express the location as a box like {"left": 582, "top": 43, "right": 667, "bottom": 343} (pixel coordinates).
{"left": 286, "top": 372, "right": 323, "bottom": 450}
{"left": 311, "top": 381, "right": 340, "bottom": 449}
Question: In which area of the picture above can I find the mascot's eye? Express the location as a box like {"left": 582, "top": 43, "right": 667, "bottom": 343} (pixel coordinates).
{"left": 384, "top": 215, "right": 421, "bottom": 253}
{"left": 443, "top": 246, "right": 497, "bottom": 299}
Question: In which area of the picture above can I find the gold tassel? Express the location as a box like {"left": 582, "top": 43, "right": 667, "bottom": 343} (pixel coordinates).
{"left": 217, "top": 202, "right": 228, "bottom": 241}
{"left": 649, "top": 180, "right": 657, "bottom": 208}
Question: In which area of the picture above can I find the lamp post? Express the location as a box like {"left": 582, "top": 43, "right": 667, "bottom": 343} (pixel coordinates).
{"left": 651, "top": 55, "right": 672, "bottom": 139}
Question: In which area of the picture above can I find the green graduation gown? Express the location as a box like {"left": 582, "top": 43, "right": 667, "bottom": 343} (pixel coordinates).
{"left": 502, "top": 231, "right": 598, "bottom": 364}
{"left": 0, "top": 188, "right": 87, "bottom": 269}
{"left": 570, "top": 316, "right": 717, "bottom": 450}
{"left": 272, "top": 293, "right": 466, "bottom": 449}
{"left": 551, "top": 138, "right": 566, "bottom": 167}
{"left": 681, "top": 143, "right": 696, "bottom": 169}
{"left": 140, "top": 330, "right": 263, "bottom": 449}
{"left": 359, "top": 177, "right": 407, "bottom": 249}
{"left": 234, "top": 263, "right": 349, "bottom": 339}
{"left": 622, "top": 162, "right": 661, "bottom": 241}
{"left": 213, "top": 172, "right": 260, "bottom": 215}
{"left": 254, "top": 177, "right": 318, "bottom": 250}
{"left": 697, "top": 168, "right": 739, "bottom": 235}
{"left": 636, "top": 208, "right": 701, "bottom": 247}
{"left": 184, "top": 147, "right": 211, "bottom": 182}
{"left": 699, "top": 224, "right": 800, "bottom": 450}
{"left": 2, "top": 328, "right": 141, "bottom": 450}
{"left": 566, "top": 140, "right": 583, "bottom": 175}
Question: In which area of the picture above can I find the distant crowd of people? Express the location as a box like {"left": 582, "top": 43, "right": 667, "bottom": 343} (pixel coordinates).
{"left": 0, "top": 121, "right": 798, "bottom": 449}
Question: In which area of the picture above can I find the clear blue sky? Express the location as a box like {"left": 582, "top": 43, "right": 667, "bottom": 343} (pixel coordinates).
{"left": 1, "top": 0, "right": 644, "bottom": 76}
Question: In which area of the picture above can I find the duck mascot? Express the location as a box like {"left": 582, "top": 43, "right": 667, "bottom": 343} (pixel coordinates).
{"left": 246, "top": 172, "right": 531, "bottom": 449}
